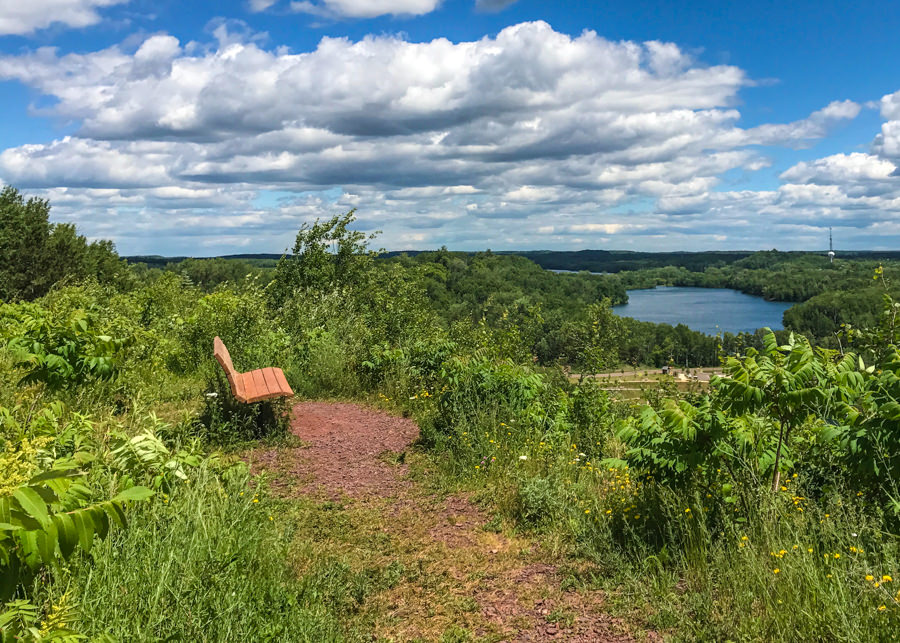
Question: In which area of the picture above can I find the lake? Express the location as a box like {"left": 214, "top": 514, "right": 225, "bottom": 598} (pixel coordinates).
{"left": 612, "top": 287, "right": 792, "bottom": 335}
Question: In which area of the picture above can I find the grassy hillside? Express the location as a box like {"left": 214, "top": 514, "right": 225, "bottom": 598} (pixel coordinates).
{"left": 3, "top": 193, "right": 900, "bottom": 641}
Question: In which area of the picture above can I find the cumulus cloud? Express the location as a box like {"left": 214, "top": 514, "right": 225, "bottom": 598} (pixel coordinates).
{"left": 0, "top": 21, "right": 889, "bottom": 253}
{"left": 0, "top": 0, "right": 128, "bottom": 35}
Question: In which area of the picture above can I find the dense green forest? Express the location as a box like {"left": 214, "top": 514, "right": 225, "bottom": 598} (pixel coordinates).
{"left": 3, "top": 187, "right": 900, "bottom": 641}
{"left": 138, "top": 244, "right": 900, "bottom": 369}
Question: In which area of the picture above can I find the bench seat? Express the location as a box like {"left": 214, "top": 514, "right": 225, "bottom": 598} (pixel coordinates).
{"left": 214, "top": 337, "right": 294, "bottom": 404}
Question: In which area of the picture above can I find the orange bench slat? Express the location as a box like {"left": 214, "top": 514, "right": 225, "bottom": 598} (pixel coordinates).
{"left": 241, "top": 371, "right": 259, "bottom": 402}
{"left": 273, "top": 368, "right": 293, "bottom": 395}
{"left": 261, "top": 367, "right": 280, "bottom": 395}
{"left": 251, "top": 369, "right": 268, "bottom": 398}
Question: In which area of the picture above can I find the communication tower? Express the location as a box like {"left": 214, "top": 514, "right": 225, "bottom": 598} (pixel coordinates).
{"left": 828, "top": 227, "right": 835, "bottom": 263}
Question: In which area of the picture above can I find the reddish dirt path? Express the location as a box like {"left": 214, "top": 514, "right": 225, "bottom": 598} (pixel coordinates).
{"left": 251, "top": 401, "right": 647, "bottom": 643}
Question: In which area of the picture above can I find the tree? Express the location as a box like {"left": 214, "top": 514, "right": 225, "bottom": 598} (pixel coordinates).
{"left": 269, "top": 210, "right": 377, "bottom": 307}
{"left": 0, "top": 186, "right": 127, "bottom": 301}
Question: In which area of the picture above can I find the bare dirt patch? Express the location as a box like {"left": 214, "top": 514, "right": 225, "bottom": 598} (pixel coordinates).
{"left": 250, "top": 400, "right": 649, "bottom": 642}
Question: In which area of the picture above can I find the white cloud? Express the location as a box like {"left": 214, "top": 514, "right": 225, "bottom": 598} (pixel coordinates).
{"left": 247, "top": 0, "right": 279, "bottom": 11}
{"left": 0, "top": 0, "right": 128, "bottom": 35}
{"left": 779, "top": 152, "right": 895, "bottom": 185}
{"left": 0, "top": 21, "right": 890, "bottom": 254}
{"left": 290, "top": 0, "right": 442, "bottom": 18}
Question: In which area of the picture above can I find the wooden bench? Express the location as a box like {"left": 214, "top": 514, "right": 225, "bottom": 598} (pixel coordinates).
{"left": 213, "top": 336, "right": 294, "bottom": 403}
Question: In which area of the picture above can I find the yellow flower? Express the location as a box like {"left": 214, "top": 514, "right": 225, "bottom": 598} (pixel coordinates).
{"left": 773, "top": 568, "right": 781, "bottom": 574}
{"left": 584, "top": 509, "right": 590, "bottom": 514}
{"left": 867, "top": 575, "right": 875, "bottom": 581}
{"left": 684, "top": 508, "right": 691, "bottom": 513}
{"left": 605, "top": 509, "right": 612, "bottom": 514}
{"left": 834, "top": 553, "right": 840, "bottom": 559}
{"left": 253, "top": 498, "right": 259, "bottom": 503}
{"left": 878, "top": 605, "right": 886, "bottom": 611}
{"left": 808, "top": 548, "right": 814, "bottom": 553}
{"left": 883, "top": 575, "right": 893, "bottom": 583}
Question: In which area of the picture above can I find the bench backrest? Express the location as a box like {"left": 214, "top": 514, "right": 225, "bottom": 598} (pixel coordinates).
{"left": 213, "top": 336, "right": 244, "bottom": 399}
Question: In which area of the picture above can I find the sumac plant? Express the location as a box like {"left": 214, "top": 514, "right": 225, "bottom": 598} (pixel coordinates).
{"left": 610, "top": 330, "right": 869, "bottom": 494}
{"left": 0, "top": 464, "right": 152, "bottom": 600}
{"left": 2, "top": 303, "right": 127, "bottom": 390}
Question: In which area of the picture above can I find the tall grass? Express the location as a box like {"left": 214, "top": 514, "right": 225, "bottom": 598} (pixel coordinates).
{"left": 42, "top": 465, "right": 382, "bottom": 641}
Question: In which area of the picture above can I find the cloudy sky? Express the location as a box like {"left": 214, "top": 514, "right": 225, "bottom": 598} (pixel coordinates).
{"left": 1, "top": 0, "right": 898, "bottom": 255}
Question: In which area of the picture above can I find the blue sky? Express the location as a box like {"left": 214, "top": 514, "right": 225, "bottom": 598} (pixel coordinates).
{"left": 1, "top": 0, "right": 898, "bottom": 255}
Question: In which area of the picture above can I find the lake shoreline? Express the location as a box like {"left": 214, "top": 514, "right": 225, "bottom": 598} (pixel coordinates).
{"left": 612, "top": 286, "right": 792, "bottom": 336}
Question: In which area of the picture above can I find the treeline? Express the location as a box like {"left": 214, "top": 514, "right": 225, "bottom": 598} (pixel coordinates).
{"left": 0, "top": 187, "right": 130, "bottom": 300}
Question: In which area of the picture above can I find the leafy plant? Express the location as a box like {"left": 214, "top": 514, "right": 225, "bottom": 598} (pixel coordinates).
{"left": 3, "top": 304, "right": 126, "bottom": 390}
{"left": 0, "top": 465, "right": 152, "bottom": 600}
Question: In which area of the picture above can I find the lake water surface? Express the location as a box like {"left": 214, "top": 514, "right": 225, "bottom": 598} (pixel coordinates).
{"left": 612, "top": 287, "right": 792, "bottom": 335}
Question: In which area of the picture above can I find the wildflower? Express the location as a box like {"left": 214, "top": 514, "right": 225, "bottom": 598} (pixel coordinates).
{"left": 605, "top": 509, "right": 612, "bottom": 515}
{"left": 584, "top": 509, "right": 590, "bottom": 514}
{"left": 884, "top": 575, "right": 893, "bottom": 583}
{"left": 826, "top": 574, "right": 832, "bottom": 578}
{"left": 773, "top": 568, "right": 781, "bottom": 574}
{"left": 834, "top": 553, "right": 840, "bottom": 559}
{"left": 253, "top": 498, "right": 259, "bottom": 503}
{"left": 519, "top": 455, "right": 527, "bottom": 461}
{"left": 741, "top": 536, "right": 748, "bottom": 541}
{"left": 808, "top": 548, "right": 814, "bottom": 553}
{"left": 878, "top": 605, "right": 886, "bottom": 611}
{"left": 684, "top": 508, "right": 691, "bottom": 513}
{"left": 269, "top": 516, "right": 274, "bottom": 521}
{"left": 867, "top": 575, "right": 875, "bottom": 581}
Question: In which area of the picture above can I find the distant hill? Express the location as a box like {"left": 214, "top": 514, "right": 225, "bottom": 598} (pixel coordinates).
{"left": 126, "top": 249, "right": 900, "bottom": 273}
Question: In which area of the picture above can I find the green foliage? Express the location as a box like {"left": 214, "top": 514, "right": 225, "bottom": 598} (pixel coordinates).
{"left": 514, "top": 476, "right": 565, "bottom": 528}
{"left": 0, "top": 466, "right": 152, "bottom": 600}
{"left": 270, "top": 210, "right": 376, "bottom": 307}
{"left": 57, "top": 467, "right": 357, "bottom": 641}
{"left": 167, "top": 257, "right": 266, "bottom": 291}
{"left": 199, "top": 376, "right": 291, "bottom": 446}
{"left": 0, "top": 187, "right": 127, "bottom": 302}
{"left": 2, "top": 303, "right": 127, "bottom": 390}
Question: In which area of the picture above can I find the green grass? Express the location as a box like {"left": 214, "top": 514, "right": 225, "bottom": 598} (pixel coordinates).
{"left": 43, "top": 465, "right": 376, "bottom": 642}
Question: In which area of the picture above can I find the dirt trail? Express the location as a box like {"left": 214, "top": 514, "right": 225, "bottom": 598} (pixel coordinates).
{"left": 251, "top": 401, "right": 646, "bottom": 642}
